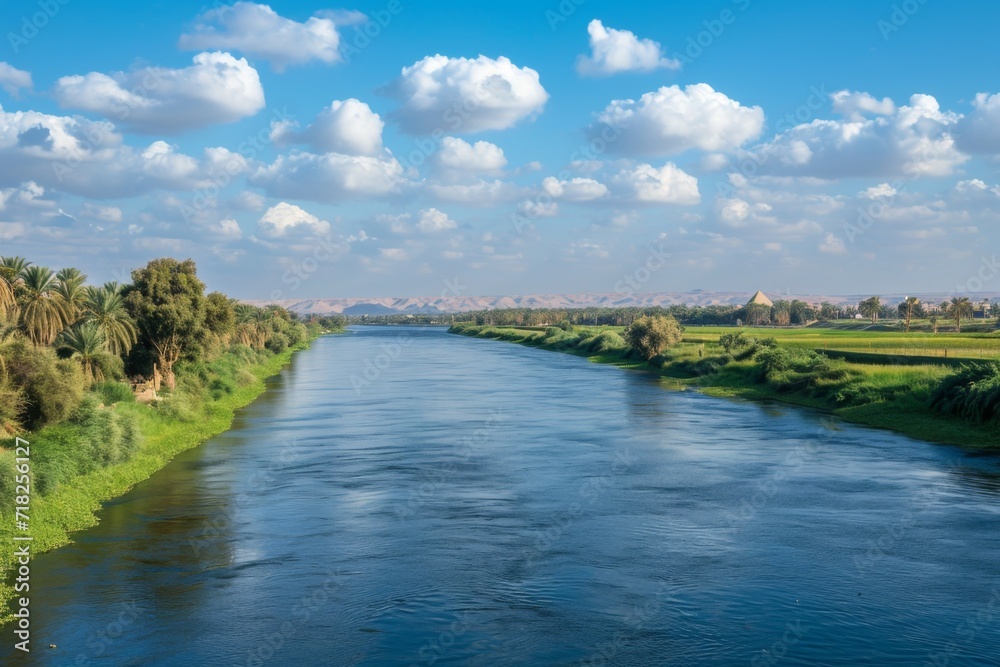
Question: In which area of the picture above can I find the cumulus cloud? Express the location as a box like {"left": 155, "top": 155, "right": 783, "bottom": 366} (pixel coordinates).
{"left": 79, "top": 202, "right": 123, "bottom": 223}
{"left": 431, "top": 136, "right": 507, "bottom": 173}
{"left": 954, "top": 92, "right": 1000, "bottom": 154}
{"left": 179, "top": 2, "right": 343, "bottom": 70}
{"left": 0, "top": 63, "right": 32, "bottom": 97}
{"left": 426, "top": 178, "right": 521, "bottom": 206}
{"left": 251, "top": 151, "right": 407, "bottom": 202}
{"left": 416, "top": 208, "right": 457, "bottom": 232}
{"left": 589, "top": 83, "right": 764, "bottom": 156}
{"left": 576, "top": 20, "right": 679, "bottom": 76}
{"left": 383, "top": 55, "right": 549, "bottom": 134}
{"left": 214, "top": 217, "right": 243, "bottom": 239}
{"left": 271, "top": 98, "right": 384, "bottom": 156}
{"left": 860, "top": 183, "right": 897, "bottom": 199}
{"left": 830, "top": 90, "right": 895, "bottom": 120}
{"left": 257, "top": 202, "right": 330, "bottom": 237}
{"left": 517, "top": 199, "right": 558, "bottom": 218}
{"left": 611, "top": 163, "right": 700, "bottom": 205}
{"left": 751, "top": 93, "right": 966, "bottom": 178}
{"left": 0, "top": 106, "right": 233, "bottom": 197}
{"left": 541, "top": 176, "right": 608, "bottom": 202}
{"left": 54, "top": 52, "right": 265, "bottom": 134}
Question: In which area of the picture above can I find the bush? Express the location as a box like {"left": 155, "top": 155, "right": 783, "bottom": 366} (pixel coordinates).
{"left": 624, "top": 316, "right": 683, "bottom": 360}
{"left": 754, "top": 347, "right": 848, "bottom": 392}
{"left": 94, "top": 381, "right": 134, "bottom": 405}
{"left": 930, "top": 362, "right": 1000, "bottom": 422}
{"left": 1, "top": 339, "right": 85, "bottom": 429}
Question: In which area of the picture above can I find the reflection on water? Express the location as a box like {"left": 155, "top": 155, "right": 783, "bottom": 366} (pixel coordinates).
{"left": 4, "top": 326, "right": 1000, "bottom": 666}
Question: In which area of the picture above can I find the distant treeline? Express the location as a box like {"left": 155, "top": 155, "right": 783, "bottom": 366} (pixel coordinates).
{"left": 347, "top": 301, "right": 843, "bottom": 327}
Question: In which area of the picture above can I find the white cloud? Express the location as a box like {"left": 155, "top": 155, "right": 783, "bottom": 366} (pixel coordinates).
{"left": 383, "top": 55, "right": 549, "bottom": 134}
{"left": 576, "top": 20, "right": 679, "bottom": 76}
{"left": 426, "top": 179, "right": 521, "bottom": 206}
{"left": 79, "top": 203, "right": 123, "bottom": 223}
{"left": 379, "top": 247, "right": 407, "bottom": 260}
{"left": 819, "top": 232, "right": 846, "bottom": 254}
{"left": 214, "top": 217, "right": 243, "bottom": 239}
{"left": 612, "top": 163, "right": 700, "bottom": 205}
{"left": 416, "top": 208, "right": 457, "bottom": 232}
{"left": 251, "top": 151, "right": 407, "bottom": 202}
{"left": 54, "top": 52, "right": 265, "bottom": 134}
{"left": 231, "top": 190, "right": 266, "bottom": 210}
{"left": 860, "top": 183, "right": 897, "bottom": 199}
{"left": 271, "top": 98, "right": 384, "bottom": 156}
{"left": 0, "top": 106, "right": 234, "bottom": 197}
{"left": 432, "top": 136, "right": 507, "bottom": 173}
{"left": 830, "top": 90, "right": 895, "bottom": 120}
{"left": 179, "top": 2, "right": 342, "bottom": 70}
{"left": 517, "top": 199, "right": 558, "bottom": 218}
{"left": 590, "top": 83, "right": 764, "bottom": 156}
{"left": 954, "top": 92, "right": 1000, "bottom": 154}
{"left": 541, "top": 176, "right": 608, "bottom": 202}
{"left": 257, "top": 202, "right": 330, "bottom": 237}
{"left": 0, "top": 63, "right": 32, "bottom": 97}
{"left": 752, "top": 94, "right": 966, "bottom": 178}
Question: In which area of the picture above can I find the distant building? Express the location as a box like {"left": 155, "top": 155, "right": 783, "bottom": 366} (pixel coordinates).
{"left": 745, "top": 290, "right": 774, "bottom": 308}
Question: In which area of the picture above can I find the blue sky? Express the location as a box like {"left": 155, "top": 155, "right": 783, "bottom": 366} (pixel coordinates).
{"left": 2, "top": 0, "right": 1000, "bottom": 299}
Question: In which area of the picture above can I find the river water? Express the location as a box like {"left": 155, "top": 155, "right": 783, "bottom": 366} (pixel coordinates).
{"left": 5, "top": 326, "right": 1000, "bottom": 666}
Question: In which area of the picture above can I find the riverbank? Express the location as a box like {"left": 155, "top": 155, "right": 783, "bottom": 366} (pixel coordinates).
{"left": 0, "top": 336, "right": 323, "bottom": 622}
{"left": 450, "top": 323, "right": 1000, "bottom": 448}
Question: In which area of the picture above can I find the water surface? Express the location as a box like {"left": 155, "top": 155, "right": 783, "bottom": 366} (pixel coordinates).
{"left": 5, "top": 326, "right": 1000, "bottom": 665}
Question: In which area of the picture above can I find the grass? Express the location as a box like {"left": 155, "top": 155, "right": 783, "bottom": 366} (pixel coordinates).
{"left": 450, "top": 322, "right": 1000, "bottom": 449}
{"left": 0, "top": 337, "right": 321, "bottom": 623}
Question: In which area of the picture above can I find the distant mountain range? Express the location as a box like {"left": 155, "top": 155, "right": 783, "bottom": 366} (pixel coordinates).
{"left": 251, "top": 290, "right": 1000, "bottom": 316}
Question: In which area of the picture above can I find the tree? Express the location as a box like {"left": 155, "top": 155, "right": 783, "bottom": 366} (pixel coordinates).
{"left": 54, "top": 267, "right": 88, "bottom": 323}
{"left": 56, "top": 322, "right": 121, "bottom": 386}
{"left": 123, "top": 258, "right": 207, "bottom": 387}
{"left": 85, "top": 286, "right": 138, "bottom": 357}
{"left": 624, "top": 315, "right": 683, "bottom": 360}
{"left": 204, "top": 291, "right": 236, "bottom": 339}
{"left": 859, "top": 296, "right": 881, "bottom": 325}
{"left": 898, "top": 296, "right": 920, "bottom": 333}
{"left": 18, "top": 266, "right": 71, "bottom": 345}
{"left": 948, "top": 296, "right": 973, "bottom": 333}
{"left": 0, "top": 264, "right": 16, "bottom": 320}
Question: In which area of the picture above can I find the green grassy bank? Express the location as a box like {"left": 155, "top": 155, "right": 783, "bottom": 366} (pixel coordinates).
{"left": 0, "top": 337, "right": 321, "bottom": 622}
{"left": 450, "top": 323, "right": 1000, "bottom": 449}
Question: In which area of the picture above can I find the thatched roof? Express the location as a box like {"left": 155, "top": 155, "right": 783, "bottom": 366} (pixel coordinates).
{"left": 746, "top": 290, "right": 773, "bottom": 307}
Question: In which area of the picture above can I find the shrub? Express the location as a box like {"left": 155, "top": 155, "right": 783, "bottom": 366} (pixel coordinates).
{"left": 930, "top": 362, "right": 1000, "bottom": 422}
{"left": 1, "top": 339, "right": 85, "bottom": 429}
{"left": 94, "top": 381, "right": 134, "bottom": 405}
{"left": 624, "top": 315, "right": 683, "bottom": 360}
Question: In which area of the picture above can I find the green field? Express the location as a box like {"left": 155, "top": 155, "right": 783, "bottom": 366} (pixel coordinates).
{"left": 451, "top": 322, "right": 1000, "bottom": 449}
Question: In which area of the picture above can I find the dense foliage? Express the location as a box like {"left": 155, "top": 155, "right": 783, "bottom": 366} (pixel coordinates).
{"left": 0, "top": 255, "right": 342, "bottom": 497}
{"left": 624, "top": 315, "right": 683, "bottom": 360}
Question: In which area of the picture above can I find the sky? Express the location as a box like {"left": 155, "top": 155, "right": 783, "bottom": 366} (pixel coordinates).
{"left": 2, "top": 0, "right": 1000, "bottom": 300}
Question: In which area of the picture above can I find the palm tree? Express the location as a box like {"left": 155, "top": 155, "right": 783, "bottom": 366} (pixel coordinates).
{"left": 54, "top": 267, "right": 88, "bottom": 324}
{"left": 900, "top": 296, "right": 919, "bottom": 333}
{"left": 859, "top": 296, "right": 881, "bottom": 325}
{"left": 18, "top": 266, "right": 71, "bottom": 345}
{"left": 56, "top": 322, "right": 114, "bottom": 385}
{"left": 948, "top": 296, "right": 973, "bottom": 333}
{"left": 84, "top": 287, "right": 138, "bottom": 356}
{"left": 0, "top": 256, "right": 31, "bottom": 277}
{"left": 0, "top": 267, "right": 15, "bottom": 320}
{"left": 234, "top": 304, "right": 270, "bottom": 349}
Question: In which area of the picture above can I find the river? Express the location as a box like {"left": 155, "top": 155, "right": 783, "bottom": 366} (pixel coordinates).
{"left": 5, "top": 326, "right": 1000, "bottom": 666}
